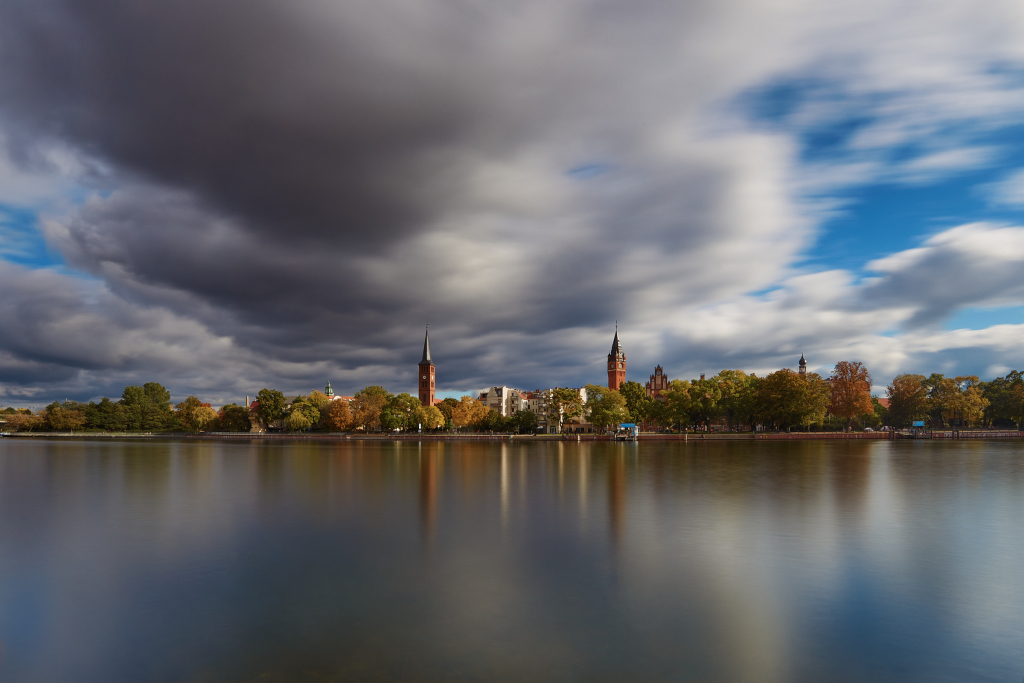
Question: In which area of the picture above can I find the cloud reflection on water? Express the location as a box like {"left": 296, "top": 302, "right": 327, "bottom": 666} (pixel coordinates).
{"left": 1, "top": 439, "right": 1023, "bottom": 681}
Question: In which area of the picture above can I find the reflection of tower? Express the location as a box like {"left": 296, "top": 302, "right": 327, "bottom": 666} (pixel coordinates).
{"left": 607, "top": 452, "right": 625, "bottom": 546}
{"left": 419, "top": 448, "right": 437, "bottom": 539}
{"left": 607, "top": 325, "right": 626, "bottom": 390}
{"left": 799, "top": 353, "right": 807, "bottom": 376}
{"left": 418, "top": 326, "right": 436, "bottom": 407}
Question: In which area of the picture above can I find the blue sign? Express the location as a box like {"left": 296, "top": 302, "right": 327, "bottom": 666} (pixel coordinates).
{"left": 619, "top": 423, "right": 636, "bottom": 429}
{"left": 912, "top": 421, "right": 925, "bottom": 427}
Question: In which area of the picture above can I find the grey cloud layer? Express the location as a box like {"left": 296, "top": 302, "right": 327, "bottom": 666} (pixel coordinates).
{"left": 1, "top": 0, "right": 1024, "bottom": 402}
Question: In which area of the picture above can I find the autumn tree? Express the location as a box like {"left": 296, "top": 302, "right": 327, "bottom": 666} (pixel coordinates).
{"left": 321, "top": 399, "right": 350, "bottom": 431}
{"left": 829, "top": 361, "right": 873, "bottom": 430}
{"left": 45, "top": 403, "right": 87, "bottom": 432}
{"left": 886, "top": 374, "right": 930, "bottom": 428}
{"left": 412, "top": 404, "right": 445, "bottom": 430}
{"left": 584, "top": 384, "right": 630, "bottom": 431}
{"left": 351, "top": 386, "right": 392, "bottom": 431}
{"left": 937, "top": 376, "right": 988, "bottom": 428}
{"left": 176, "top": 396, "right": 219, "bottom": 433}
{"left": 451, "top": 395, "right": 489, "bottom": 428}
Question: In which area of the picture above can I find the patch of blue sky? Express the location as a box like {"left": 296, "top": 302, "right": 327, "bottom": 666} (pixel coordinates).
{"left": 942, "top": 305, "right": 1024, "bottom": 331}
{"left": 0, "top": 204, "right": 63, "bottom": 268}
{"left": 738, "top": 75, "right": 1024, "bottom": 273}
{"left": 566, "top": 163, "right": 614, "bottom": 180}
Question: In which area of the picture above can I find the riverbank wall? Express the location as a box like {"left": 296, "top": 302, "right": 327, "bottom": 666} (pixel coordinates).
{"left": 4, "top": 430, "right": 1023, "bottom": 441}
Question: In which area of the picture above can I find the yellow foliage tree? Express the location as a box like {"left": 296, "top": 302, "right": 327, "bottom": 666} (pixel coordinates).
{"left": 451, "top": 396, "right": 488, "bottom": 428}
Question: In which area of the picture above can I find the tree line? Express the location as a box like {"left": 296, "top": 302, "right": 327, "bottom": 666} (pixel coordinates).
{"left": 3, "top": 364, "right": 1021, "bottom": 434}
{"left": 0, "top": 383, "right": 254, "bottom": 433}
{"left": 572, "top": 363, "right": 1024, "bottom": 431}
{"left": 249, "top": 387, "right": 540, "bottom": 433}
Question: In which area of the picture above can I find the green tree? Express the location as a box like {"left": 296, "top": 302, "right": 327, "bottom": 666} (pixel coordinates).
{"left": 886, "top": 374, "right": 930, "bottom": 428}
{"left": 618, "top": 381, "right": 652, "bottom": 423}
{"left": 547, "top": 388, "right": 584, "bottom": 433}
{"left": 255, "top": 388, "right": 286, "bottom": 429}
{"left": 662, "top": 379, "right": 692, "bottom": 431}
{"left": 385, "top": 393, "right": 422, "bottom": 431}
{"left": 143, "top": 382, "right": 172, "bottom": 412}
{"left": 751, "top": 369, "right": 808, "bottom": 430}
{"left": 219, "top": 403, "right": 252, "bottom": 431}
{"left": 437, "top": 398, "right": 458, "bottom": 427}
{"left": 801, "top": 373, "right": 831, "bottom": 430}
{"left": 714, "top": 370, "right": 753, "bottom": 430}
{"left": 687, "top": 377, "right": 722, "bottom": 428}
{"left": 509, "top": 409, "right": 538, "bottom": 433}
{"left": 285, "top": 410, "right": 312, "bottom": 431}
{"left": 288, "top": 396, "right": 321, "bottom": 430}
{"left": 478, "top": 409, "right": 508, "bottom": 432}
{"left": 584, "top": 384, "right": 630, "bottom": 431}
{"left": 306, "top": 391, "right": 332, "bottom": 427}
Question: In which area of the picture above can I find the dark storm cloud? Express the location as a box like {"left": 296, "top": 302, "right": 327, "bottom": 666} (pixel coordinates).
{"left": 3, "top": 0, "right": 1024, "bottom": 402}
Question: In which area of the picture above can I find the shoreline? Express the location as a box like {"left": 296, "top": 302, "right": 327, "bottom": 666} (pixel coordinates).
{"left": 3, "top": 431, "right": 1022, "bottom": 442}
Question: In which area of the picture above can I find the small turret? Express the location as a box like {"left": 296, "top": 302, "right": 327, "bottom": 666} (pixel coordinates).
{"left": 799, "top": 353, "right": 807, "bottom": 376}
{"left": 325, "top": 381, "right": 335, "bottom": 398}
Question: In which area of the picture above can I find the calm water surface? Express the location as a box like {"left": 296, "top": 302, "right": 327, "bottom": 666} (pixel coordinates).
{"left": 1, "top": 438, "right": 1023, "bottom": 682}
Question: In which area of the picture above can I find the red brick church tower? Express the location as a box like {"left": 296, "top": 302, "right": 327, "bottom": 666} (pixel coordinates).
{"left": 418, "top": 326, "right": 435, "bottom": 406}
{"left": 607, "top": 325, "right": 626, "bottom": 390}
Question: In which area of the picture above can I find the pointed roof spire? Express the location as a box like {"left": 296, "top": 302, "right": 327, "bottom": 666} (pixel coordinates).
{"left": 420, "top": 325, "right": 433, "bottom": 364}
{"left": 799, "top": 353, "right": 806, "bottom": 366}
{"left": 325, "top": 381, "right": 334, "bottom": 397}
{"left": 609, "top": 324, "right": 624, "bottom": 358}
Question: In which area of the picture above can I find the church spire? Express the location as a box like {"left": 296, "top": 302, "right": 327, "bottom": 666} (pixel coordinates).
{"left": 420, "top": 325, "right": 432, "bottom": 365}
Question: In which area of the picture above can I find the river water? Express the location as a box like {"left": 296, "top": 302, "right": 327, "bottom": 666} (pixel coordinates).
{"left": 0, "top": 438, "right": 1022, "bottom": 682}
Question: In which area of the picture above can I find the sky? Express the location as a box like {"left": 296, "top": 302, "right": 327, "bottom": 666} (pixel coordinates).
{"left": 3, "top": 0, "right": 1024, "bottom": 405}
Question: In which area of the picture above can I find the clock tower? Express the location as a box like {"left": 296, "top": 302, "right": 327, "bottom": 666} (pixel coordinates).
{"left": 607, "top": 325, "right": 626, "bottom": 390}
{"left": 418, "top": 326, "right": 436, "bottom": 406}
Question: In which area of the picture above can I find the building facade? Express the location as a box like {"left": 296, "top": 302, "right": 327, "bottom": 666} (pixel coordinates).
{"left": 645, "top": 365, "right": 670, "bottom": 399}
{"left": 479, "top": 386, "right": 528, "bottom": 417}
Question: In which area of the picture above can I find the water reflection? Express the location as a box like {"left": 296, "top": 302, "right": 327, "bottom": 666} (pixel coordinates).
{"left": 2, "top": 439, "right": 1024, "bottom": 682}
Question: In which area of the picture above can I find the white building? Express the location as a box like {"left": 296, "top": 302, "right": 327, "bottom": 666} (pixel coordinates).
{"left": 479, "top": 386, "right": 529, "bottom": 417}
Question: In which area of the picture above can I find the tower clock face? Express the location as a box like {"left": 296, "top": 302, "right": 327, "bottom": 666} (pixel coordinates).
{"left": 422, "top": 375, "right": 426, "bottom": 379}
{"left": 618, "top": 363, "right": 623, "bottom": 368}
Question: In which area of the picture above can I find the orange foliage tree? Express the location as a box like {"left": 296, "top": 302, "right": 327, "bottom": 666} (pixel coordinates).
{"left": 829, "top": 361, "right": 874, "bottom": 430}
